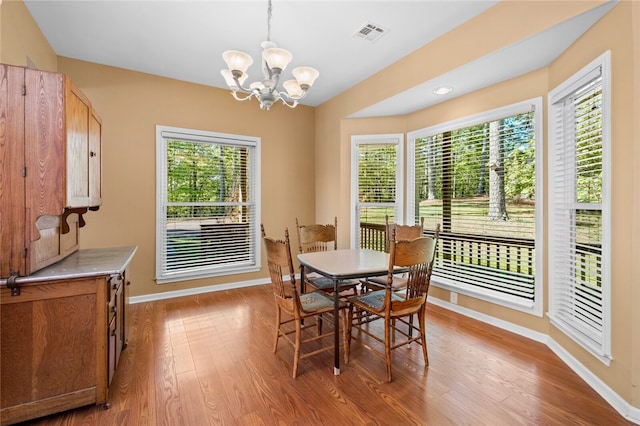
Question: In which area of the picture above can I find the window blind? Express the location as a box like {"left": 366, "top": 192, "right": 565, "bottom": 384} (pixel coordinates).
{"left": 548, "top": 52, "right": 610, "bottom": 362}
{"left": 156, "top": 126, "right": 260, "bottom": 283}
{"left": 409, "top": 102, "right": 538, "bottom": 309}
{"left": 352, "top": 135, "right": 403, "bottom": 247}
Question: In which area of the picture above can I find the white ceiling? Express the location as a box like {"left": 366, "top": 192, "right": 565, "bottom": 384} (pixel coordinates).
{"left": 24, "top": 1, "right": 616, "bottom": 117}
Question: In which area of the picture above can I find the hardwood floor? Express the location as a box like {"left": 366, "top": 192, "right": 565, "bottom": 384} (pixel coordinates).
{"left": 22, "top": 284, "right": 632, "bottom": 425}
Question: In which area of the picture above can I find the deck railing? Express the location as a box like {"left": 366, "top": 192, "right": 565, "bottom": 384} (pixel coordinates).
{"left": 359, "top": 222, "right": 536, "bottom": 301}
{"left": 359, "top": 222, "right": 601, "bottom": 302}
{"left": 359, "top": 222, "right": 387, "bottom": 251}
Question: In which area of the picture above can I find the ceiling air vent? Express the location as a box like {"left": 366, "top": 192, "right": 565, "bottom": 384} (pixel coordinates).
{"left": 354, "top": 22, "right": 389, "bottom": 43}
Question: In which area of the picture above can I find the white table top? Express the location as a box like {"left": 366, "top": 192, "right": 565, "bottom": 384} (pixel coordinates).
{"left": 297, "top": 248, "right": 390, "bottom": 279}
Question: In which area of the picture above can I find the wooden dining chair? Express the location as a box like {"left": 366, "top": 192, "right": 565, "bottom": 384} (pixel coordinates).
{"left": 261, "top": 224, "right": 349, "bottom": 378}
{"left": 295, "top": 217, "right": 359, "bottom": 296}
{"left": 362, "top": 216, "right": 426, "bottom": 292}
{"left": 346, "top": 228, "right": 439, "bottom": 382}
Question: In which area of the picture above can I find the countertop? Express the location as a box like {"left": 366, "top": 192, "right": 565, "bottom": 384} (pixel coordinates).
{"left": 0, "top": 246, "right": 137, "bottom": 285}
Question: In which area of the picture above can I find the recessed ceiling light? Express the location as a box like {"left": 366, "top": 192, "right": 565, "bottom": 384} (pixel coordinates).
{"left": 433, "top": 86, "right": 453, "bottom": 95}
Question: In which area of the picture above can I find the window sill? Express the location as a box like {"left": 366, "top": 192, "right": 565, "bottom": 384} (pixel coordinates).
{"left": 156, "top": 265, "right": 260, "bottom": 285}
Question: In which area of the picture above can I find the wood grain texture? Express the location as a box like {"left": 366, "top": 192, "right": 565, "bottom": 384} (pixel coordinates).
{"left": 0, "top": 277, "right": 112, "bottom": 425}
{"left": 24, "top": 68, "right": 65, "bottom": 240}
{"left": 88, "top": 110, "right": 101, "bottom": 207}
{"left": 0, "top": 65, "right": 27, "bottom": 277}
{"left": 23, "top": 284, "right": 634, "bottom": 425}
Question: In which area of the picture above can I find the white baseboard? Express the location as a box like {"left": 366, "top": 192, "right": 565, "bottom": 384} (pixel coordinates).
{"left": 129, "top": 277, "right": 270, "bottom": 304}
{"left": 427, "top": 296, "right": 640, "bottom": 425}
{"left": 546, "top": 338, "right": 640, "bottom": 424}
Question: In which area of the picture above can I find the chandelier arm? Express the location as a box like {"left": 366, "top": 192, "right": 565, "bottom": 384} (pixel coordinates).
{"left": 279, "top": 90, "right": 309, "bottom": 103}
{"left": 278, "top": 97, "right": 299, "bottom": 109}
{"left": 231, "top": 75, "right": 258, "bottom": 94}
{"left": 231, "top": 91, "right": 256, "bottom": 102}
{"left": 260, "top": 63, "right": 280, "bottom": 87}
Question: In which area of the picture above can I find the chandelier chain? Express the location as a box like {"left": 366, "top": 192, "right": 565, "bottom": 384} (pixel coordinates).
{"left": 267, "top": 0, "right": 272, "bottom": 42}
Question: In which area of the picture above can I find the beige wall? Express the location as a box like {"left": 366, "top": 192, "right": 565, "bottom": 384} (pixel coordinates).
{"left": 56, "top": 58, "right": 316, "bottom": 298}
{"left": 316, "top": 0, "right": 638, "bottom": 414}
{"left": 633, "top": 0, "right": 640, "bottom": 410}
{"left": 4, "top": 0, "right": 639, "bottom": 414}
{"left": 0, "top": 0, "right": 56, "bottom": 70}
{"left": 546, "top": 0, "right": 636, "bottom": 403}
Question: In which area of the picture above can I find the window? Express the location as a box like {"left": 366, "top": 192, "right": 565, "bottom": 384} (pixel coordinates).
{"left": 156, "top": 126, "right": 260, "bottom": 284}
{"left": 407, "top": 99, "right": 543, "bottom": 314}
{"left": 548, "top": 52, "right": 611, "bottom": 364}
{"left": 351, "top": 134, "right": 403, "bottom": 249}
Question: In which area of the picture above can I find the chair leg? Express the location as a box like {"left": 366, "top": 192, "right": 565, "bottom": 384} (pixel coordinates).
{"left": 342, "top": 310, "right": 349, "bottom": 364}
{"left": 293, "top": 317, "right": 302, "bottom": 378}
{"left": 385, "top": 316, "right": 393, "bottom": 383}
{"left": 274, "top": 307, "right": 281, "bottom": 353}
{"left": 419, "top": 308, "right": 429, "bottom": 366}
{"left": 345, "top": 304, "right": 354, "bottom": 363}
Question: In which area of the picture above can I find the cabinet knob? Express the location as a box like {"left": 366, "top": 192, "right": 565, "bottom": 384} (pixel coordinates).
{"left": 90, "top": 151, "right": 97, "bottom": 157}
{"left": 111, "top": 306, "right": 117, "bottom": 314}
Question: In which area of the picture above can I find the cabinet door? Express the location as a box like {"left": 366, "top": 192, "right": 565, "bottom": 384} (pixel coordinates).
{"left": 0, "top": 277, "right": 106, "bottom": 424}
{"left": 88, "top": 109, "right": 102, "bottom": 207}
{"left": 23, "top": 69, "right": 67, "bottom": 275}
{"left": 0, "top": 65, "right": 27, "bottom": 277}
{"left": 65, "top": 80, "right": 91, "bottom": 208}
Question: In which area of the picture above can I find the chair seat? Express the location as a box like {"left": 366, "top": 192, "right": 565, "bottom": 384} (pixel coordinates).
{"left": 350, "top": 289, "right": 403, "bottom": 310}
{"left": 308, "top": 276, "right": 359, "bottom": 292}
{"left": 361, "top": 275, "right": 407, "bottom": 291}
{"left": 299, "top": 290, "right": 345, "bottom": 312}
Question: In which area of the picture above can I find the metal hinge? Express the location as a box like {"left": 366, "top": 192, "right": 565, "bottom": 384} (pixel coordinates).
{"left": 22, "top": 85, "right": 26, "bottom": 96}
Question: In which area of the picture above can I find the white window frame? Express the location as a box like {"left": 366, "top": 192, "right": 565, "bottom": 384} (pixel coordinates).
{"left": 155, "top": 125, "right": 261, "bottom": 284}
{"left": 350, "top": 134, "right": 404, "bottom": 248}
{"left": 407, "top": 98, "right": 544, "bottom": 316}
{"left": 547, "top": 51, "right": 611, "bottom": 365}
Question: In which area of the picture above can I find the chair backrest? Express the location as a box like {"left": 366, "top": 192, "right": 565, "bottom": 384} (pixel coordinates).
{"left": 387, "top": 224, "right": 440, "bottom": 309}
{"left": 261, "top": 224, "right": 298, "bottom": 310}
{"left": 384, "top": 216, "right": 425, "bottom": 253}
{"left": 295, "top": 217, "right": 338, "bottom": 253}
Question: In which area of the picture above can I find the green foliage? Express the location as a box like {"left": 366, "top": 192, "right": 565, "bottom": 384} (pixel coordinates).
{"left": 575, "top": 89, "right": 603, "bottom": 203}
{"left": 413, "top": 112, "right": 535, "bottom": 204}
{"left": 358, "top": 144, "right": 397, "bottom": 203}
{"left": 166, "top": 140, "right": 250, "bottom": 219}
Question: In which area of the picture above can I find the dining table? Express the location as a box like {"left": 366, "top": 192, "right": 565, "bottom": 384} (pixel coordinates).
{"left": 297, "top": 248, "right": 398, "bottom": 375}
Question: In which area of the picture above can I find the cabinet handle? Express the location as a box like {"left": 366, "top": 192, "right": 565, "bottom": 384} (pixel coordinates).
{"left": 90, "top": 151, "right": 97, "bottom": 157}
{"left": 111, "top": 306, "right": 117, "bottom": 314}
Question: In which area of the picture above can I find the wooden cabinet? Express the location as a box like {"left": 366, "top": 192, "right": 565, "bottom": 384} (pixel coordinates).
{"left": 0, "top": 247, "right": 135, "bottom": 426}
{"left": 0, "top": 64, "right": 102, "bottom": 279}
{"left": 66, "top": 80, "right": 102, "bottom": 208}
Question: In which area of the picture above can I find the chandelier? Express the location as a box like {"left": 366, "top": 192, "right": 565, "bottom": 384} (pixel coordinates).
{"left": 220, "top": 0, "right": 319, "bottom": 110}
